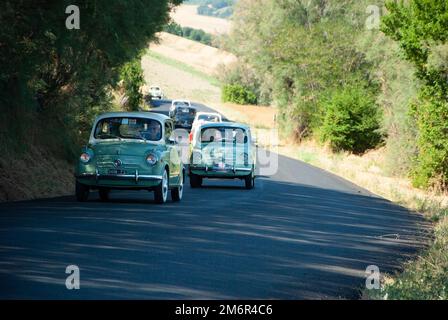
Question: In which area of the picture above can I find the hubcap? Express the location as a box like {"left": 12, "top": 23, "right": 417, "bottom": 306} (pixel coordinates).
{"left": 162, "top": 170, "right": 168, "bottom": 202}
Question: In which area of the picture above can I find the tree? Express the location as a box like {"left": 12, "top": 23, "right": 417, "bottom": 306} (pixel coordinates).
{"left": 382, "top": 0, "right": 448, "bottom": 188}
{"left": 120, "top": 58, "right": 145, "bottom": 111}
{"left": 0, "top": 0, "right": 181, "bottom": 155}
{"left": 226, "top": 0, "right": 377, "bottom": 139}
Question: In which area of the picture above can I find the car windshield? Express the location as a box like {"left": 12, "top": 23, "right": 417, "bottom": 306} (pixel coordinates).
{"left": 176, "top": 107, "right": 196, "bottom": 118}
{"left": 198, "top": 114, "right": 220, "bottom": 122}
{"left": 94, "top": 117, "right": 162, "bottom": 141}
{"left": 200, "top": 127, "right": 248, "bottom": 144}
{"left": 174, "top": 101, "right": 188, "bottom": 107}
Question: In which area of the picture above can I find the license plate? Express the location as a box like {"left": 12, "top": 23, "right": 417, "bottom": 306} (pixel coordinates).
{"left": 181, "top": 108, "right": 189, "bottom": 113}
{"left": 214, "top": 162, "right": 227, "bottom": 171}
{"left": 108, "top": 169, "right": 126, "bottom": 175}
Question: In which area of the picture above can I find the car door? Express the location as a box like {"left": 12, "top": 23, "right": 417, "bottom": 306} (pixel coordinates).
{"left": 165, "top": 120, "right": 181, "bottom": 184}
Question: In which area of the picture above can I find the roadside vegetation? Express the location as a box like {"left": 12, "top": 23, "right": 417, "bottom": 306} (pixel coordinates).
{"left": 164, "top": 22, "right": 215, "bottom": 47}
{"left": 120, "top": 58, "right": 145, "bottom": 111}
{"left": 0, "top": 0, "right": 181, "bottom": 201}
{"left": 186, "top": 0, "right": 235, "bottom": 19}
{"left": 220, "top": 0, "right": 448, "bottom": 299}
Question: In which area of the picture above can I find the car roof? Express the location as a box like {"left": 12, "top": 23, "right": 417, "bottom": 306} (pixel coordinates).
{"left": 196, "top": 112, "right": 221, "bottom": 116}
{"left": 95, "top": 112, "right": 170, "bottom": 123}
{"left": 199, "top": 121, "right": 249, "bottom": 129}
{"left": 172, "top": 99, "right": 190, "bottom": 103}
{"left": 175, "top": 105, "right": 196, "bottom": 110}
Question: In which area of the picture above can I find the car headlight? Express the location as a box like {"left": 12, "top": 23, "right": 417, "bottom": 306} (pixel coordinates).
{"left": 80, "top": 152, "right": 91, "bottom": 163}
{"left": 146, "top": 153, "right": 158, "bottom": 166}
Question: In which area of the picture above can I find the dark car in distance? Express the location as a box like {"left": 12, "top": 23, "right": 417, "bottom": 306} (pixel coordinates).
{"left": 172, "top": 105, "right": 197, "bottom": 131}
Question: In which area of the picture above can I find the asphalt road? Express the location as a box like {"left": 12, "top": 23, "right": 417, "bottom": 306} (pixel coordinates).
{"left": 0, "top": 100, "right": 429, "bottom": 299}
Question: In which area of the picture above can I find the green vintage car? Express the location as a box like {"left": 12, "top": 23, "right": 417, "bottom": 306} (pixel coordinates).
{"left": 189, "top": 122, "right": 256, "bottom": 189}
{"left": 75, "top": 112, "right": 184, "bottom": 203}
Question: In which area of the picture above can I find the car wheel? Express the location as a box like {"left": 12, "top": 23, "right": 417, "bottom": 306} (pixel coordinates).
{"left": 244, "top": 171, "right": 255, "bottom": 190}
{"left": 75, "top": 181, "right": 89, "bottom": 202}
{"left": 154, "top": 169, "right": 169, "bottom": 204}
{"left": 98, "top": 188, "right": 110, "bottom": 201}
{"left": 171, "top": 169, "right": 184, "bottom": 202}
{"left": 189, "top": 172, "right": 202, "bottom": 188}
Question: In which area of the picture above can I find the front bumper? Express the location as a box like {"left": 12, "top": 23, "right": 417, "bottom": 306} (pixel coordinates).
{"left": 190, "top": 165, "right": 252, "bottom": 177}
{"left": 76, "top": 169, "right": 163, "bottom": 188}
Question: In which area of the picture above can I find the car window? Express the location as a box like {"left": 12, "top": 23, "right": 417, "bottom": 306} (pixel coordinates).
{"left": 176, "top": 107, "right": 196, "bottom": 116}
{"left": 200, "top": 127, "right": 247, "bottom": 144}
{"left": 198, "top": 114, "right": 219, "bottom": 122}
{"left": 94, "top": 117, "right": 162, "bottom": 141}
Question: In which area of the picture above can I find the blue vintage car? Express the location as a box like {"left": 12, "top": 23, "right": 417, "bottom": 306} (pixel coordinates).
{"left": 75, "top": 112, "right": 184, "bottom": 203}
{"left": 189, "top": 122, "right": 256, "bottom": 189}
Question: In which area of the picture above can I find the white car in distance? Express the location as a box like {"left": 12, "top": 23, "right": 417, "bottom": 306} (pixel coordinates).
{"left": 190, "top": 112, "right": 222, "bottom": 141}
{"left": 149, "top": 85, "right": 164, "bottom": 99}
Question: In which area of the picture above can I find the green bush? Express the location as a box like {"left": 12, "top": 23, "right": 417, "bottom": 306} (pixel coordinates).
{"left": 222, "top": 84, "right": 257, "bottom": 105}
{"left": 0, "top": 0, "right": 181, "bottom": 157}
{"left": 382, "top": 0, "right": 448, "bottom": 189}
{"left": 163, "top": 22, "right": 214, "bottom": 46}
{"left": 320, "top": 87, "right": 383, "bottom": 154}
{"left": 120, "top": 58, "right": 144, "bottom": 111}
{"left": 411, "top": 88, "right": 448, "bottom": 189}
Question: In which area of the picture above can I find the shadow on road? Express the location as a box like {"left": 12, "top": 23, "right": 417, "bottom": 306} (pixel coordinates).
{"left": 0, "top": 174, "right": 430, "bottom": 299}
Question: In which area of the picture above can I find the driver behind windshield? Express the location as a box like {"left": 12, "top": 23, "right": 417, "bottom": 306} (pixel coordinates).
{"left": 146, "top": 121, "right": 161, "bottom": 140}
{"left": 95, "top": 118, "right": 162, "bottom": 141}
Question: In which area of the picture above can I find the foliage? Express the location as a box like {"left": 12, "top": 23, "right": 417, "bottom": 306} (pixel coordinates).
{"left": 164, "top": 22, "right": 214, "bottom": 46}
{"left": 217, "top": 61, "right": 268, "bottom": 104}
{"left": 227, "top": 0, "right": 378, "bottom": 140}
{"left": 381, "top": 0, "right": 448, "bottom": 188}
{"left": 195, "top": 0, "right": 235, "bottom": 18}
{"left": 120, "top": 58, "right": 145, "bottom": 111}
{"left": 222, "top": 83, "right": 257, "bottom": 105}
{"left": 0, "top": 0, "right": 181, "bottom": 157}
{"left": 319, "top": 86, "right": 383, "bottom": 154}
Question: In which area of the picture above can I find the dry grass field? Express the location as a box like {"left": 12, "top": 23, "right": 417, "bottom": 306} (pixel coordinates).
{"left": 170, "top": 4, "right": 231, "bottom": 35}
{"left": 141, "top": 50, "right": 221, "bottom": 104}
{"left": 150, "top": 32, "right": 236, "bottom": 76}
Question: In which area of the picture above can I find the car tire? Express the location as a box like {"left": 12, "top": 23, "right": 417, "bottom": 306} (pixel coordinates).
{"left": 171, "top": 169, "right": 184, "bottom": 202}
{"left": 154, "top": 169, "right": 169, "bottom": 204}
{"left": 75, "top": 181, "right": 89, "bottom": 202}
{"left": 98, "top": 188, "right": 110, "bottom": 201}
{"left": 244, "top": 172, "right": 255, "bottom": 190}
{"left": 189, "top": 172, "right": 202, "bottom": 188}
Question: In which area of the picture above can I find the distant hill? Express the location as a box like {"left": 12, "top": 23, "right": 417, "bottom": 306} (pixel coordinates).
{"left": 170, "top": 4, "right": 231, "bottom": 35}
{"left": 185, "top": 0, "right": 236, "bottom": 19}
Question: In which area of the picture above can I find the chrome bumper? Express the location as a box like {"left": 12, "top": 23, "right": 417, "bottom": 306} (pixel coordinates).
{"left": 190, "top": 166, "right": 252, "bottom": 173}
{"left": 76, "top": 169, "right": 163, "bottom": 183}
